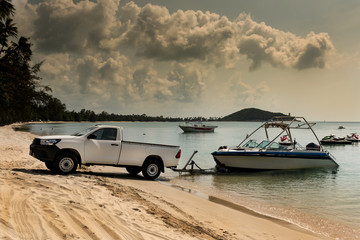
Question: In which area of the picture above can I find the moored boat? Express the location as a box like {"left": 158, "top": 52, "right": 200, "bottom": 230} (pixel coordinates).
{"left": 212, "top": 116, "right": 339, "bottom": 171}
{"left": 345, "top": 133, "right": 360, "bottom": 142}
{"left": 179, "top": 122, "right": 218, "bottom": 133}
{"left": 320, "top": 135, "right": 352, "bottom": 145}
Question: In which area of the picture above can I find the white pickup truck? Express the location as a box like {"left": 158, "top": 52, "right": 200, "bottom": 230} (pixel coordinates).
{"left": 30, "top": 125, "right": 181, "bottom": 180}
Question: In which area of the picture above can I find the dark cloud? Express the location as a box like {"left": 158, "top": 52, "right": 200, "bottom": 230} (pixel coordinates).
{"left": 32, "top": 0, "right": 120, "bottom": 54}
{"left": 167, "top": 64, "right": 204, "bottom": 102}
{"left": 128, "top": 64, "right": 204, "bottom": 102}
{"left": 118, "top": 3, "right": 235, "bottom": 64}
{"left": 235, "top": 15, "right": 334, "bottom": 71}
{"left": 76, "top": 56, "right": 99, "bottom": 93}
{"left": 131, "top": 68, "right": 149, "bottom": 96}
{"left": 294, "top": 33, "right": 332, "bottom": 70}
{"left": 238, "top": 36, "right": 270, "bottom": 71}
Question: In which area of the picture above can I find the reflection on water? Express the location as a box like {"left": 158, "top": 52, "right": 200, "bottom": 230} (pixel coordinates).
{"left": 173, "top": 169, "right": 360, "bottom": 239}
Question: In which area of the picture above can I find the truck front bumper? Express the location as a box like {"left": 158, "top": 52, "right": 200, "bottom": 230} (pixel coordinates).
{"left": 30, "top": 139, "right": 60, "bottom": 162}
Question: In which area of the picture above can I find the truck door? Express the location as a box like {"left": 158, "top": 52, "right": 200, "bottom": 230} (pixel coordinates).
{"left": 84, "top": 127, "right": 121, "bottom": 164}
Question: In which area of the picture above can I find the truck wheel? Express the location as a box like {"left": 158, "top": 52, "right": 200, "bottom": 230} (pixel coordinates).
{"left": 126, "top": 166, "right": 141, "bottom": 176}
{"left": 45, "top": 161, "right": 55, "bottom": 171}
{"left": 142, "top": 159, "right": 161, "bottom": 180}
{"left": 54, "top": 153, "right": 77, "bottom": 174}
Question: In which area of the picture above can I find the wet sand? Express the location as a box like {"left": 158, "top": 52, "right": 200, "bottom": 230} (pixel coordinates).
{"left": 0, "top": 124, "right": 324, "bottom": 239}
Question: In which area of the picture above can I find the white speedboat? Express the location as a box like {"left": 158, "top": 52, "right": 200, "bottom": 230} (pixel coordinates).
{"left": 179, "top": 122, "right": 218, "bottom": 133}
{"left": 212, "top": 116, "right": 339, "bottom": 171}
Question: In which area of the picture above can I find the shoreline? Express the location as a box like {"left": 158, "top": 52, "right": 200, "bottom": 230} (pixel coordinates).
{"left": 1, "top": 124, "right": 325, "bottom": 239}
{"left": 164, "top": 182, "right": 323, "bottom": 237}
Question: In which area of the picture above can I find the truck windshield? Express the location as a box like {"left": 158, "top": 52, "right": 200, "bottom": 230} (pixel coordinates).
{"left": 72, "top": 126, "right": 97, "bottom": 136}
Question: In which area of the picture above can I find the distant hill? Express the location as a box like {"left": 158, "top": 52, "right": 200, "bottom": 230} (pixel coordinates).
{"left": 221, "top": 108, "right": 287, "bottom": 121}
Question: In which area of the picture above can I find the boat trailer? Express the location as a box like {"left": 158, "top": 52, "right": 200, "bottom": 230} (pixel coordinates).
{"left": 172, "top": 150, "right": 217, "bottom": 175}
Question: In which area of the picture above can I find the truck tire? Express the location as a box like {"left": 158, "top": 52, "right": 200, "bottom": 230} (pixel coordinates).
{"left": 142, "top": 159, "right": 161, "bottom": 180}
{"left": 54, "top": 153, "right": 78, "bottom": 174}
{"left": 126, "top": 166, "right": 142, "bottom": 176}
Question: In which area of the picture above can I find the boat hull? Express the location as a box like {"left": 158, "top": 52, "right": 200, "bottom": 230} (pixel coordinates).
{"left": 212, "top": 151, "right": 339, "bottom": 170}
{"left": 179, "top": 126, "right": 217, "bottom": 133}
{"left": 320, "top": 140, "right": 352, "bottom": 145}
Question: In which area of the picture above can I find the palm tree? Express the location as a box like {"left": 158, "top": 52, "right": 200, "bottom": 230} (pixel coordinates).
{"left": 0, "top": 0, "right": 14, "bottom": 18}
{"left": 0, "top": 0, "right": 17, "bottom": 55}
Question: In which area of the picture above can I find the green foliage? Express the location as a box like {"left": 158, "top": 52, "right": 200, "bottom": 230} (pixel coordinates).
{"left": 0, "top": 0, "right": 52, "bottom": 125}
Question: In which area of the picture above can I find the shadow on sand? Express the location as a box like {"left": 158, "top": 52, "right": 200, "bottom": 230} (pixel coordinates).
{"left": 11, "top": 168, "right": 171, "bottom": 182}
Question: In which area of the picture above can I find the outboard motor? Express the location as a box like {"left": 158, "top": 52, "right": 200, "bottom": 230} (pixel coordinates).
{"left": 306, "top": 142, "right": 320, "bottom": 151}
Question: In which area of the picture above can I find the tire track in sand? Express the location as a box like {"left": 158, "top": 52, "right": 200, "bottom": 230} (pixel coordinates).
{"left": 10, "top": 193, "right": 39, "bottom": 239}
{"left": 95, "top": 176, "right": 230, "bottom": 240}
{"left": 0, "top": 183, "right": 17, "bottom": 239}
{"left": 64, "top": 208, "right": 101, "bottom": 240}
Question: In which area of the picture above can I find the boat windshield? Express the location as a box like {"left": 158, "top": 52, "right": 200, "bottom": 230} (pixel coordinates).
{"left": 256, "top": 140, "right": 287, "bottom": 150}
{"left": 256, "top": 140, "right": 270, "bottom": 149}
{"left": 72, "top": 126, "right": 97, "bottom": 136}
{"left": 242, "top": 140, "right": 258, "bottom": 148}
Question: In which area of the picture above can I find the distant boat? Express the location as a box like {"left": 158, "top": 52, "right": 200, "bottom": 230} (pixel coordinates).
{"left": 338, "top": 126, "right": 345, "bottom": 129}
{"left": 179, "top": 122, "right": 218, "bottom": 133}
{"left": 345, "top": 133, "right": 360, "bottom": 142}
{"left": 320, "top": 135, "right": 352, "bottom": 145}
{"left": 212, "top": 116, "right": 339, "bottom": 171}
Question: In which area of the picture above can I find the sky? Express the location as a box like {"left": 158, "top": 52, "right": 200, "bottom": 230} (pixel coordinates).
{"left": 13, "top": 0, "right": 360, "bottom": 121}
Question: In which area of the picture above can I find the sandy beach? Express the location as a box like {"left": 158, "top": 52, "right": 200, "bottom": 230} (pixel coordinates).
{"left": 0, "top": 124, "right": 325, "bottom": 240}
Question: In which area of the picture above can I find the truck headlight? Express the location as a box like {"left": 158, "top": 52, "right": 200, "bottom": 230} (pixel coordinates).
{"left": 40, "top": 139, "right": 61, "bottom": 145}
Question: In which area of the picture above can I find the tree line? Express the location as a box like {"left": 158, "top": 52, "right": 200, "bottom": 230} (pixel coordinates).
{"left": 55, "top": 109, "right": 218, "bottom": 122}
{"left": 0, "top": 0, "right": 221, "bottom": 125}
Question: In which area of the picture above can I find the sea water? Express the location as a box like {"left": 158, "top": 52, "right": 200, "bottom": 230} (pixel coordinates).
{"left": 21, "top": 121, "right": 360, "bottom": 239}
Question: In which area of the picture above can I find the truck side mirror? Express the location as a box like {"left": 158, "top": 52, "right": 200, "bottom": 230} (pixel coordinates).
{"left": 87, "top": 134, "right": 97, "bottom": 140}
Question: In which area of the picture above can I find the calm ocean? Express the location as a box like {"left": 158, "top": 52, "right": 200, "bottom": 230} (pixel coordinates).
{"left": 21, "top": 121, "right": 360, "bottom": 239}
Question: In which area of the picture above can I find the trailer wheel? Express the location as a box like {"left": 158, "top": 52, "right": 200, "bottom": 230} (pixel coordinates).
{"left": 142, "top": 159, "right": 161, "bottom": 180}
{"left": 54, "top": 153, "right": 77, "bottom": 174}
{"left": 126, "top": 166, "right": 141, "bottom": 176}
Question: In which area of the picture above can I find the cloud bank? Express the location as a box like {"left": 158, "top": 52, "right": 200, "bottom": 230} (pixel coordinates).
{"left": 14, "top": 0, "right": 335, "bottom": 115}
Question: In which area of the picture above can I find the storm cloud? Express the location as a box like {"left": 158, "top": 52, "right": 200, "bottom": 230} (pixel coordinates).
{"left": 117, "top": 3, "right": 237, "bottom": 65}
{"left": 235, "top": 14, "right": 334, "bottom": 71}
{"left": 117, "top": 3, "right": 334, "bottom": 70}
{"left": 32, "top": 0, "right": 120, "bottom": 54}
{"left": 28, "top": 0, "right": 334, "bottom": 70}
{"left": 14, "top": 0, "right": 336, "bottom": 114}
